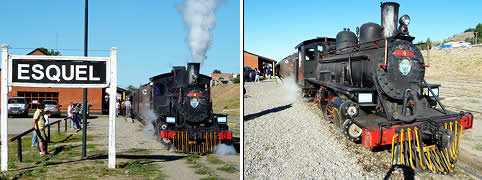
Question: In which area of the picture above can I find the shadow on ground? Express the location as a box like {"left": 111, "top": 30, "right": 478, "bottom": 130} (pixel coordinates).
{"left": 244, "top": 104, "right": 292, "bottom": 122}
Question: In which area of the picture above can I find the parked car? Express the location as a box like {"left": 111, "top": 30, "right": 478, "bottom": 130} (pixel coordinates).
{"left": 8, "top": 97, "right": 29, "bottom": 117}
{"left": 42, "top": 100, "right": 62, "bottom": 117}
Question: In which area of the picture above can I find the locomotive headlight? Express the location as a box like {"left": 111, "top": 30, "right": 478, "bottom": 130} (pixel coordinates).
{"left": 217, "top": 116, "right": 227, "bottom": 124}
{"left": 400, "top": 15, "right": 411, "bottom": 25}
{"left": 166, "top": 117, "right": 176, "bottom": 124}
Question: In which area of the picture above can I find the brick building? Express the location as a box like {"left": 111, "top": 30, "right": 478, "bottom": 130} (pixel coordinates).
{"left": 0, "top": 48, "right": 126, "bottom": 115}
{"left": 243, "top": 51, "right": 277, "bottom": 71}
{"left": 210, "top": 73, "right": 233, "bottom": 80}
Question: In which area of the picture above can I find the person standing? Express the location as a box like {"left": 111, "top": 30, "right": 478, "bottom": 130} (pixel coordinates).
{"left": 115, "top": 100, "right": 120, "bottom": 117}
{"left": 255, "top": 68, "right": 260, "bottom": 83}
{"left": 32, "top": 104, "right": 49, "bottom": 156}
{"left": 124, "top": 98, "right": 131, "bottom": 118}
{"left": 266, "top": 67, "right": 271, "bottom": 79}
{"left": 68, "top": 102, "right": 74, "bottom": 130}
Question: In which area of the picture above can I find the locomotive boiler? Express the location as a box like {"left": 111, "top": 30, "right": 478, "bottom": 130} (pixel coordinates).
{"left": 276, "top": 2, "right": 473, "bottom": 174}
{"left": 130, "top": 63, "right": 232, "bottom": 153}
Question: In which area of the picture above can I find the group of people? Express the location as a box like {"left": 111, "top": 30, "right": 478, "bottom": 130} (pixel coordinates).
{"left": 31, "top": 102, "right": 86, "bottom": 156}
{"left": 67, "top": 102, "right": 84, "bottom": 130}
{"left": 245, "top": 66, "right": 273, "bottom": 83}
{"left": 115, "top": 99, "right": 131, "bottom": 117}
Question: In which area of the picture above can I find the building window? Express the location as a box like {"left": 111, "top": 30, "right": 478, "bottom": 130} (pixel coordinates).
{"left": 17, "top": 91, "right": 59, "bottom": 110}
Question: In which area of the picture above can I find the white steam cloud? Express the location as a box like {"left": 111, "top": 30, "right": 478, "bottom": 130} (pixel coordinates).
{"left": 177, "top": 0, "right": 225, "bottom": 64}
{"left": 215, "top": 143, "right": 237, "bottom": 155}
{"left": 141, "top": 105, "right": 159, "bottom": 140}
{"left": 281, "top": 76, "right": 301, "bottom": 103}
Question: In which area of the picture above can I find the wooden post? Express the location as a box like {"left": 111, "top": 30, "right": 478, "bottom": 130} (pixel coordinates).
{"left": 57, "top": 122, "right": 60, "bottom": 135}
{"left": 47, "top": 126, "right": 51, "bottom": 142}
{"left": 17, "top": 138, "right": 22, "bottom": 162}
{"left": 64, "top": 118, "right": 67, "bottom": 133}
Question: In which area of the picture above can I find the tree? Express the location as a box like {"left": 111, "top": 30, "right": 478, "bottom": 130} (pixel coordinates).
{"left": 416, "top": 41, "right": 426, "bottom": 50}
{"left": 212, "top": 69, "right": 221, "bottom": 74}
{"left": 38, "top": 47, "right": 61, "bottom": 56}
{"left": 48, "top": 49, "right": 61, "bottom": 56}
{"left": 126, "top": 85, "right": 138, "bottom": 96}
{"left": 426, "top": 38, "right": 432, "bottom": 49}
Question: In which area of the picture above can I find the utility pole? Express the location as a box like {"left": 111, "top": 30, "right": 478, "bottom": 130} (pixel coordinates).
{"left": 82, "top": 0, "right": 88, "bottom": 158}
{"left": 475, "top": 32, "right": 478, "bottom": 45}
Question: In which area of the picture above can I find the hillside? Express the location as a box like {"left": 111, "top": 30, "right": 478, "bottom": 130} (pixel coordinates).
{"left": 447, "top": 31, "right": 475, "bottom": 42}
{"left": 423, "top": 46, "right": 482, "bottom": 175}
{"left": 211, "top": 83, "right": 240, "bottom": 115}
{"left": 424, "top": 46, "right": 482, "bottom": 80}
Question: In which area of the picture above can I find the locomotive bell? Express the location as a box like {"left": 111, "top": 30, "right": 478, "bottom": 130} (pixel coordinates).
{"left": 187, "top": 62, "right": 200, "bottom": 85}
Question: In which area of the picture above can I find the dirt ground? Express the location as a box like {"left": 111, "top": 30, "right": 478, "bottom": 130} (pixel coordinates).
{"left": 424, "top": 46, "right": 482, "bottom": 177}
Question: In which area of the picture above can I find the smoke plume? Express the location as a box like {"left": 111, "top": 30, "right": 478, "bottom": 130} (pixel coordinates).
{"left": 177, "top": 0, "right": 225, "bottom": 64}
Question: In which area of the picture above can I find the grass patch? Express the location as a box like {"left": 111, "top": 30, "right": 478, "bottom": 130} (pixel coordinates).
{"left": 195, "top": 167, "right": 211, "bottom": 175}
{"left": 206, "top": 156, "right": 224, "bottom": 165}
{"left": 86, "top": 144, "right": 97, "bottom": 149}
{"left": 473, "top": 144, "right": 482, "bottom": 151}
{"left": 201, "top": 176, "right": 220, "bottom": 180}
{"left": 119, "top": 160, "right": 166, "bottom": 179}
{"left": 94, "top": 160, "right": 104, "bottom": 164}
{"left": 217, "top": 165, "right": 237, "bottom": 173}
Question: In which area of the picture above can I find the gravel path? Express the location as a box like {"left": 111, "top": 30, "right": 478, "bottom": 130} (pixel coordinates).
{"left": 87, "top": 115, "right": 239, "bottom": 180}
{"left": 243, "top": 79, "right": 380, "bottom": 179}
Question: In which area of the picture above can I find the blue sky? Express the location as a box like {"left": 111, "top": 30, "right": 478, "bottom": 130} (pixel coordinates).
{"left": 0, "top": 0, "right": 240, "bottom": 88}
{"left": 245, "top": 0, "right": 482, "bottom": 61}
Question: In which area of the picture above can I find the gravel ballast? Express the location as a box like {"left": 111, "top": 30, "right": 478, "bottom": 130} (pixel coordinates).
{"left": 243, "top": 79, "right": 381, "bottom": 179}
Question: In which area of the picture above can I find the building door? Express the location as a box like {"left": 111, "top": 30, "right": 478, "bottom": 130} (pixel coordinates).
{"left": 17, "top": 91, "right": 59, "bottom": 110}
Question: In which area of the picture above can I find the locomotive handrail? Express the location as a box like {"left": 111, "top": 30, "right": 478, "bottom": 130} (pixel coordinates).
{"left": 422, "top": 80, "right": 447, "bottom": 114}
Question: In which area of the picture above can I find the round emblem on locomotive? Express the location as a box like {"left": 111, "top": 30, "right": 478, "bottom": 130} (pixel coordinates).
{"left": 399, "top": 59, "right": 411, "bottom": 76}
{"left": 190, "top": 98, "right": 199, "bottom": 108}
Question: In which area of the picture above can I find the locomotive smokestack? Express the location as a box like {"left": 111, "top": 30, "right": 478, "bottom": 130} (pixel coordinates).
{"left": 381, "top": 2, "right": 400, "bottom": 38}
{"left": 187, "top": 62, "right": 200, "bottom": 85}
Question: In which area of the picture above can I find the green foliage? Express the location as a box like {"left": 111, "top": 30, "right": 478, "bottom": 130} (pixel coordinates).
{"left": 126, "top": 85, "right": 138, "bottom": 96}
{"left": 463, "top": 23, "right": 482, "bottom": 44}
{"left": 416, "top": 38, "right": 432, "bottom": 50}
{"left": 465, "top": 28, "right": 475, "bottom": 32}
{"left": 216, "top": 165, "right": 237, "bottom": 173}
{"left": 38, "top": 47, "right": 61, "bottom": 56}
{"left": 212, "top": 69, "right": 221, "bottom": 74}
{"left": 232, "top": 73, "right": 240, "bottom": 83}
{"left": 206, "top": 156, "right": 224, "bottom": 165}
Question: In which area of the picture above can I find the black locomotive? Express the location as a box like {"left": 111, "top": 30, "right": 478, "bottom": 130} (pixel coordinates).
{"left": 130, "top": 63, "right": 232, "bottom": 153}
{"left": 276, "top": 2, "right": 473, "bottom": 174}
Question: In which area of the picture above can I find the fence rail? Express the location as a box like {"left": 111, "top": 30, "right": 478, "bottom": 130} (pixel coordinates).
{"left": 9, "top": 118, "right": 70, "bottom": 162}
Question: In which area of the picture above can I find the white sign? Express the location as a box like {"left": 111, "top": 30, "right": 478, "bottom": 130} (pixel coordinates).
{"left": 1, "top": 44, "right": 118, "bottom": 171}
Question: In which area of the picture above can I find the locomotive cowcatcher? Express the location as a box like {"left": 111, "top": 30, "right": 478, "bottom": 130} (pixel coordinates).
{"left": 130, "top": 63, "right": 232, "bottom": 153}
{"left": 276, "top": 2, "right": 473, "bottom": 174}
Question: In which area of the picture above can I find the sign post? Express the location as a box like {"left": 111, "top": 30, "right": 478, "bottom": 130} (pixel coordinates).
{"left": 1, "top": 45, "right": 9, "bottom": 171}
{"left": 0, "top": 44, "right": 117, "bottom": 171}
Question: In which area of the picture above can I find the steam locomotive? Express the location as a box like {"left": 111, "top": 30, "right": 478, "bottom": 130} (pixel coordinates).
{"left": 276, "top": 2, "right": 473, "bottom": 174}
{"left": 130, "top": 63, "right": 232, "bottom": 153}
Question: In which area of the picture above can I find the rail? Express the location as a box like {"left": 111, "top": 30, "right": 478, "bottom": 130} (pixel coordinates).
{"left": 8, "top": 117, "right": 71, "bottom": 162}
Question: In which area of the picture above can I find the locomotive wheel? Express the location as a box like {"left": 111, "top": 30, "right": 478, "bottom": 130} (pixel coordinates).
{"left": 342, "top": 119, "right": 362, "bottom": 142}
